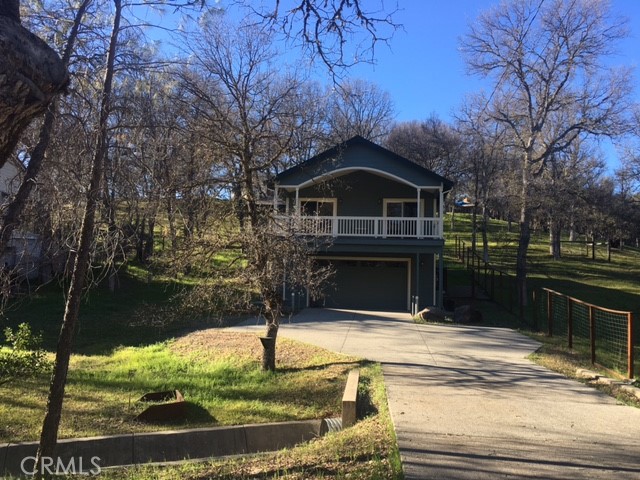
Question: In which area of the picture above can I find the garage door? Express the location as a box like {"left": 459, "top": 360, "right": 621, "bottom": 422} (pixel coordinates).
{"left": 318, "top": 259, "right": 409, "bottom": 311}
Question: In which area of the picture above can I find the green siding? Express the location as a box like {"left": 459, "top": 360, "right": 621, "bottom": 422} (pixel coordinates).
{"left": 277, "top": 137, "right": 450, "bottom": 189}
{"left": 292, "top": 171, "right": 437, "bottom": 217}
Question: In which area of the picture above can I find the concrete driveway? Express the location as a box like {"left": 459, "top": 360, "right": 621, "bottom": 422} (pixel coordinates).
{"left": 232, "top": 309, "right": 640, "bottom": 479}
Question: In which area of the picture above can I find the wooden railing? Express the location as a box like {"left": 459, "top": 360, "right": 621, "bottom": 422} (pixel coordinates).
{"left": 274, "top": 215, "right": 443, "bottom": 239}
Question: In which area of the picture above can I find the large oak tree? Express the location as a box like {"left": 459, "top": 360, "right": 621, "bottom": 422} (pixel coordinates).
{"left": 462, "top": 0, "right": 632, "bottom": 318}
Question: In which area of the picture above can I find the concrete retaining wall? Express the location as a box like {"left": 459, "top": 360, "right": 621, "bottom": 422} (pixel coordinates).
{"left": 1, "top": 419, "right": 327, "bottom": 477}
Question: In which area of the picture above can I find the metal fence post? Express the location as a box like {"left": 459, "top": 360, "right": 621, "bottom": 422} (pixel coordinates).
{"left": 532, "top": 289, "right": 538, "bottom": 331}
{"left": 628, "top": 312, "right": 635, "bottom": 379}
{"left": 589, "top": 305, "right": 596, "bottom": 365}
{"left": 547, "top": 290, "right": 553, "bottom": 337}
{"left": 491, "top": 269, "right": 495, "bottom": 300}
{"left": 567, "top": 298, "right": 573, "bottom": 349}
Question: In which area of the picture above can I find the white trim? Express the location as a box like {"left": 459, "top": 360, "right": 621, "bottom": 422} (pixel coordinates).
{"left": 279, "top": 167, "right": 433, "bottom": 190}
{"left": 314, "top": 256, "right": 411, "bottom": 311}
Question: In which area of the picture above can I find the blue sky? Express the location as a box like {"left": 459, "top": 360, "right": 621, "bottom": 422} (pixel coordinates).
{"left": 348, "top": 0, "right": 640, "bottom": 124}
{"left": 145, "top": 0, "right": 640, "bottom": 169}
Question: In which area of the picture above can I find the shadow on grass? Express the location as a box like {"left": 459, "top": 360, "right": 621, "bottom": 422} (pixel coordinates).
{"left": 132, "top": 401, "right": 217, "bottom": 427}
{"left": 356, "top": 374, "right": 378, "bottom": 419}
{"left": 277, "top": 359, "right": 371, "bottom": 374}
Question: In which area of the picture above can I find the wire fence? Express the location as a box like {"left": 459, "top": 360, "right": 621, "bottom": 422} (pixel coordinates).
{"left": 452, "top": 237, "right": 518, "bottom": 317}
{"left": 534, "top": 288, "right": 636, "bottom": 379}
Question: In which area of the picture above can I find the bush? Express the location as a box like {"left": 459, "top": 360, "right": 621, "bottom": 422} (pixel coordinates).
{"left": 0, "top": 323, "right": 50, "bottom": 387}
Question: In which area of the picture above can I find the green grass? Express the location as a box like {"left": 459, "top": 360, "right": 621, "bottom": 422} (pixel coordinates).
{"left": 445, "top": 212, "right": 640, "bottom": 313}
{"left": 0, "top": 264, "right": 230, "bottom": 355}
{"left": 68, "top": 363, "right": 403, "bottom": 480}
{"left": 0, "top": 331, "right": 363, "bottom": 443}
{"left": 444, "top": 212, "right": 640, "bottom": 379}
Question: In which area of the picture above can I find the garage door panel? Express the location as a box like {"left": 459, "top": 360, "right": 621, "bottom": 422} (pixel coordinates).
{"left": 319, "top": 259, "right": 408, "bottom": 311}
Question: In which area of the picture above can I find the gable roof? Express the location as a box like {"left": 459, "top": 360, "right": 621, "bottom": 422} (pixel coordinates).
{"left": 276, "top": 135, "right": 454, "bottom": 191}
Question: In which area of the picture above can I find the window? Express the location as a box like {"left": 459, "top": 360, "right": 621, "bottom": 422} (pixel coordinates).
{"left": 383, "top": 199, "right": 423, "bottom": 236}
{"left": 300, "top": 198, "right": 336, "bottom": 216}
{"left": 385, "top": 201, "right": 418, "bottom": 218}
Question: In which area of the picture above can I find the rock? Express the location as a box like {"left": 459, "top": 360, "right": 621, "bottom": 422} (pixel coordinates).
{"left": 576, "top": 368, "right": 599, "bottom": 381}
{"left": 454, "top": 305, "right": 483, "bottom": 324}
{"left": 418, "top": 306, "right": 446, "bottom": 323}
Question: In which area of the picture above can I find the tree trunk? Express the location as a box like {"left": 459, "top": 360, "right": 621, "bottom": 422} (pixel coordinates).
{"left": 166, "top": 195, "right": 177, "bottom": 252}
{"left": 481, "top": 204, "right": 490, "bottom": 263}
{"left": 261, "top": 319, "right": 278, "bottom": 372}
{"left": 0, "top": 9, "right": 68, "bottom": 166}
{"left": 516, "top": 153, "right": 532, "bottom": 322}
{"left": 7, "top": 0, "right": 90, "bottom": 286}
{"left": 449, "top": 204, "right": 455, "bottom": 230}
{"left": 549, "top": 215, "right": 561, "bottom": 260}
{"left": 144, "top": 218, "right": 155, "bottom": 261}
{"left": 34, "top": 1, "right": 120, "bottom": 476}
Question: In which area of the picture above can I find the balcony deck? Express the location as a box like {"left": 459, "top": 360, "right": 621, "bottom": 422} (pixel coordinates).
{"left": 275, "top": 215, "right": 443, "bottom": 239}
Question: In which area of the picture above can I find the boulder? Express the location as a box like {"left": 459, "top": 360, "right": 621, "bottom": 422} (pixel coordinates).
{"left": 454, "top": 305, "right": 483, "bottom": 324}
{"left": 418, "top": 306, "right": 447, "bottom": 323}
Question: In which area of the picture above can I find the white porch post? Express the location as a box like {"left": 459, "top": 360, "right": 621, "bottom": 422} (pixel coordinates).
{"left": 273, "top": 184, "right": 279, "bottom": 212}
{"left": 438, "top": 253, "right": 444, "bottom": 308}
{"left": 295, "top": 188, "right": 300, "bottom": 214}
{"left": 439, "top": 184, "right": 444, "bottom": 237}
{"left": 417, "top": 187, "right": 422, "bottom": 238}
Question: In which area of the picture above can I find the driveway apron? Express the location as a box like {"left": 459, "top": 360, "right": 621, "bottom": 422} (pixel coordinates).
{"left": 232, "top": 309, "right": 640, "bottom": 479}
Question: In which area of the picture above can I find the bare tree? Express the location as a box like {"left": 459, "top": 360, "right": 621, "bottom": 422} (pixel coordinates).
{"left": 34, "top": 0, "right": 122, "bottom": 474}
{"left": 540, "top": 140, "right": 605, "bottom": 259}
{"left": 462, "top": 0, "right": 632, "bottom": 318}
{"left": 455, "top": 96, "right": 507, "bottom": 262}
{"left": 244, "top": 0, "right": 400, "bottom": 78}
{"left": 0, "top": 0, "right": 91, "bottom": 281}
{"left": 179, "top": 18, "right": 328, "bottom": 370}
{"left": 385, "top": 115, "right": 463, "bottom": 180}
{"left": 324, "top": 78, "right": 395, "bottom": 145}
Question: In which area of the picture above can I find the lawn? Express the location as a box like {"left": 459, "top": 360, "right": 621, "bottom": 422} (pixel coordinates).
{"left": 0, "top": 265, "right": 403, "bottom": 478}
{"left": 67, "top": 362, "right": 402, "bottom": 480}
{"left": 0, "top": 330, "right": 364, "bottom": 443}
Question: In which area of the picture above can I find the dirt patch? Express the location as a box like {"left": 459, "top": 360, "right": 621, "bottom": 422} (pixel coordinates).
{"left": 170, "top": 329, "right": 354, "bottom": 369}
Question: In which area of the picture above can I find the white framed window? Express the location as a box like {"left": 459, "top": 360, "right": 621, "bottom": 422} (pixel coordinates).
{"left": 299, "top": 198, "right": 337, "bottom": 216}
{"left": 383, "top": 199, "right": 425, "bottom": 218}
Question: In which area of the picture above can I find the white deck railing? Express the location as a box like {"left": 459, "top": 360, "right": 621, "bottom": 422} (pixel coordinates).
{"left": 274, "top": 215, "right": 443, "bottom": 239}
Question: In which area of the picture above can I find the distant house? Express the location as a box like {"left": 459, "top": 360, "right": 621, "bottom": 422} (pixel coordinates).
{"left": 273, "top": 136, "right": 454, "bottom": 312}
{"left": 0, "top": 158, "right": 42, "bottom": 281}
{"left": 0, "top": 157, "right": 22, "bottom": 201}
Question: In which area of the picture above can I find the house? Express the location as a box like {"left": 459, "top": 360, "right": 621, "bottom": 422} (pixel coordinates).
{"left": 0, "top": 158, "right": 42, "bottom": 281}
{"left": 273, "top": 136, "right": 454, "bottom": 312}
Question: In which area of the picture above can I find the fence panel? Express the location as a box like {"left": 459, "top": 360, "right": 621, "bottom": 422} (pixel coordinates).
{"left": 453, "top": 240, "right": 518, "bottom": 317}
{"left": 536, "top": 288, "right": 635, "bottom": 379}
